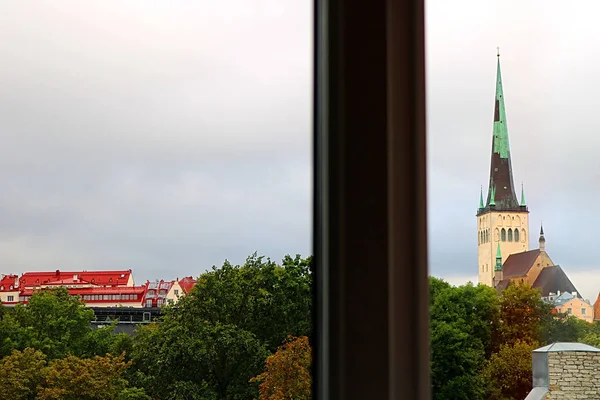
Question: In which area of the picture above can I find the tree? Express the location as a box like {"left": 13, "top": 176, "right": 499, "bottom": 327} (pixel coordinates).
{"left": 483, "top": 340, "right": 536, "bottom": 400}
{"left": 496, "top": 282, "right": 553, "bottom": 348}
{"left": 430, "top": 319, "right": 487, "bottom": 400}
{"left": 0, "top": 287, "right": 95, "bottom": 359}
{"left": 429, "top": 278, "right": 496, "bottom": 400}
{"left": 127, "top": 253, "right": 311, "bottom": 399}
{"left": 429, "top": 278, "right": 499, "bottom": 357}
{"left": 190, "top": 253, "right": 312, "bottom": 351}
{"left": 36, "top": 353, "right": 131, "bottom": 400}
{"left": 0, "top": 347, "right": 47, "bottom": 400}
{"left": 250, "top": 336, "right": 312, "bottom": 400}
{"left": 541, "top": 312, "right": 588, "bottom": 344}
{"left": 130, "top": 319, "right": 269, "bottom": 400}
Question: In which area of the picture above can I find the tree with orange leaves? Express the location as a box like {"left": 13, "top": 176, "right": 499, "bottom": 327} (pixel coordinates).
{"left": 250, "top": 335, "right": 312, "bottom": 400}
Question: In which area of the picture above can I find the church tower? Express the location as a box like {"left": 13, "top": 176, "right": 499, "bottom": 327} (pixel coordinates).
{"left": 477, "top": 51, "right": 530, "bottom": 287}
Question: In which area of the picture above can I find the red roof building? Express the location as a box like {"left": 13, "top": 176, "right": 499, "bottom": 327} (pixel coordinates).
{"left": 0, "top": 269, "right": 196, "bottom": 308}
{"left": 19, "top": 269, "right": 134, "bottom": 289}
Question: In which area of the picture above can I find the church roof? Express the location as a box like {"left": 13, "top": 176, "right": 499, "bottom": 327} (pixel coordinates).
{"left": 502, "top": 249, "right": 541, "bottom": 278}
{"left": 532, "top": 265, "right": 580, "bottom": 298}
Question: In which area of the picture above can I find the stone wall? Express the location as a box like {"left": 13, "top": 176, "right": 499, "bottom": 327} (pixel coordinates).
{"left": 545, "top": 351, "right": 600, "bottom": 399}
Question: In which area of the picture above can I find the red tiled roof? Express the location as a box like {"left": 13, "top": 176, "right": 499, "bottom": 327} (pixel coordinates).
{"left": 178, "top": 276, "right": 196, "bottom": 294}
{"left": 502, "top": 250, "right": 541, "bottom": 278}
{"left": 20, "top": 269, "right": 132, "bottom": 287}
{"left": 20, "top": 285, "right": 146, "bottom": 296}
{"left": 0, "top": 275, "right": 18, "bottom": 292}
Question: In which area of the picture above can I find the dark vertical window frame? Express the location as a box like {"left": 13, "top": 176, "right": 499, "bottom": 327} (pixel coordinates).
{"left": 313, "top": 0, "right": 429, "bottom": 399}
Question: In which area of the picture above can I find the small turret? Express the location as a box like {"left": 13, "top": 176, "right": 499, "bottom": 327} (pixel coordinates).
{"left": 539, "top": 223, "right": 546, "bottom": 252}
{"left": 520, "top": 182, "right": 526, "bottom": 207}
{"left": 494, "top": 242, "right": 503, "bottom": 286}
{"left": 479, "top": 186, "right": 484, "bottom": 210}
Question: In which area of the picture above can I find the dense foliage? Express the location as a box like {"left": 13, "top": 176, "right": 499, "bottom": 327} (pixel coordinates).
{"left": 429, "top": 277, "right": 597, "bottom": 400}
{"left": 0, "top": 253, "right": 312, "bottom": 400}
{"left": 2, "top": 255, "right": 599, "bottom": 400}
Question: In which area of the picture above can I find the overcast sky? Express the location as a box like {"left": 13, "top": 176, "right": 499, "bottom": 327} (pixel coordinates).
{"left": 0, "top": 1, "right": 598, "bottom": 299}
{"left": 0, "top": 1, "right": 312, "bottom": 283}
{"left": 427, "top": 0, "right": 600, "bottom": 300}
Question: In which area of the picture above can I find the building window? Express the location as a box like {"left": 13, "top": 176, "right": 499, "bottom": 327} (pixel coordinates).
{"left": 7, "top": 295, "right": 13, "bottom": 302}
{"left": 567, "top": 308, "right": 572, "bottom": 314}
{"left": 157, "top": 299, "right": 163, "bottom": 307}
{"left": 507, "top": 228, "right": 513, "bottom": 242}
{"left": 174, "top": 289, "right": 179, "bottom": 296}
{"left": 145, "top": 300, "right": 152, "bottom": 307}
{"left": 514, "top": 229, "right": 520, "bottom": 242}
{"left": 582, "top": 308, "right": 586, "bottom": 314}
{"left": 501, "top": 228, "right": 506, "bottom": 242}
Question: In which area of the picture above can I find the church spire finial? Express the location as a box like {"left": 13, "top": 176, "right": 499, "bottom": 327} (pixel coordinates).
{"left": 497, "top": 46, "right": 500, "bottom": 57}
{"left": 520, "top": 182, "right": 526, "bottom": 206}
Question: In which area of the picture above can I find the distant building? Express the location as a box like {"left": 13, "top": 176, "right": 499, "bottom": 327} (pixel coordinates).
{"left": 551, "top": 291, "right": 594, "bottom": 322}
{"left": 165, "top": 276, "right": 196, "bottom": 304}
{"left": 476, "top": 53, "right": 580, "bottom": 300}
{"left": 0, "top": 269, "right": 196, "bottom": 308}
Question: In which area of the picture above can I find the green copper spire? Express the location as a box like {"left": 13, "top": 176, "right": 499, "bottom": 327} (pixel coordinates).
{"left": 492, "top": 52, "right": 510, "bottom": 158}
{"left": 484, "top": 50, "right": 520, "bottom": 210}
{"left": 479, "top": 186, "right": 484, "bottom": 208}
{"left": 520, "top": 182, "right": 526, "bottom": 206}
{"left": 495, "top": 242, "right": 503, "bottom": 271}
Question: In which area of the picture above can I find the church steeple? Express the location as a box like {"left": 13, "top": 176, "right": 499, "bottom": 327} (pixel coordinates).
{"left": 483, "top": 51, "right": 520, "bottom": 211}
{"left": 495, "top": 242, "right": 503, "bottom": 271}
{"left": 539, "top": 223, "right": 546, "bottom": 251}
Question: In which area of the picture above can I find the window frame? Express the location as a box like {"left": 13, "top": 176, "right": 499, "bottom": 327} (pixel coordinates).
{"left": 313, "top": 0, "right": 429, "bottom": 398}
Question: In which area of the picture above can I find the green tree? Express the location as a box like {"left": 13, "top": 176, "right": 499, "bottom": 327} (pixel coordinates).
{"left": 429, "top": 278, "right": 499, "bottom": 357}
{"left": 128, "top": 253, "right": 311, "bottom": 399}
{"left": 430, "top": 319, "right": 487, "bottom": 400}
{"left": 541, "top": 312, "right": 587, "bottom": 344}
{"left": 429, "top": 278, "right": 497, "bottom": 400}
{"left": 0, "top": 287, "right": 95, "bottom": 359}
{"left": 191, "top": 253, "right": 312, "bottom": 351}
{"left": 130, "top": 318, "right": 269, "bottom": 400}
{"left": 483, "top": 340, "right": 536, "bottom": 400}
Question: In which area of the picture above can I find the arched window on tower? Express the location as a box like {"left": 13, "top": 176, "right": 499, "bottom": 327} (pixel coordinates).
{"left": 501, "top": 228, "right": 506, "bottom": 242}
{"left": 521, "top": 229, "right": 526, "bottom": 243}
{"left": 486, "top": 229, "right": 490, "bottom": 243}
{"left": 514, "top": 229, "right": 520, "bottom": 242}
{"left": 508, "top": 228, "right": 513, "bottom": 242}
{"left": 494, "top": 228, "right": 499, "bottom": 242}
